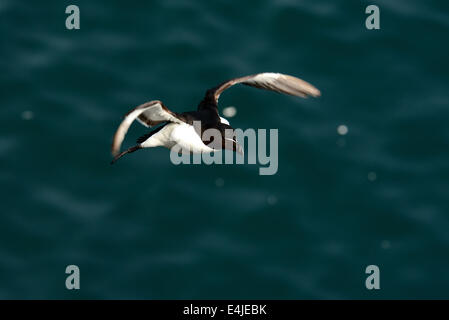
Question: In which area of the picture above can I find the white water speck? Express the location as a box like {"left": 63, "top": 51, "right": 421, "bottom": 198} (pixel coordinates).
{"left": 215, "top": 178, "right": 224, "bottom": 187}
{"left": 223, "top": 106, "right": 237, "bottom": 118}
{"left": 368, "top": 172, "right": 377, "bottom": 181}
{"left": 337, "top": 124, "right": 348, "bottom": 135}
{"left": 21, "top": 110, "right": 34, "bottom": 120}
{"left": 381, "top": 240, "right": 391, "bottom": 249}
{"left": 267, "top": 195, "right": 278, "bottom": 205}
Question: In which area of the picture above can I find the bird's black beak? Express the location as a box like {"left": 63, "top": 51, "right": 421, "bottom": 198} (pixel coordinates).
{"left": 223, "top": 138, "right": 243, "bottom": 155}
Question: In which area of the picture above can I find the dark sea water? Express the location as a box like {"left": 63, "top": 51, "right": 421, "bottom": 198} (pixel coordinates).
{"left": 1, "top": 0, "right": 449, "bottom": 299}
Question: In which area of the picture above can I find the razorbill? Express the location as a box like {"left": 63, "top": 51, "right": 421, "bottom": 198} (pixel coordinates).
{"left": 111, "top": 72, "right": 320, "bottom": 164}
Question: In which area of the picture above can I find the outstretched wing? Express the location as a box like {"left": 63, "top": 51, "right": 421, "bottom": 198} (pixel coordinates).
{"left": 204, "top": 72, "right": 321, "bottom": 107}
{"left": 111, "top": 100, "right": 184, "bottom": 156}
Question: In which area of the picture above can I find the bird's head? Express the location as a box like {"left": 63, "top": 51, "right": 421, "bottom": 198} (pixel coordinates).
{"left": 218, "top": 122, "right": 244, "bottom": 155}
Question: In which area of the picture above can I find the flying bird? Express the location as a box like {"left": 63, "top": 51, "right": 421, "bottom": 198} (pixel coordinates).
{"left": 111, "top": 72, "right": 320, "bottom": 164}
